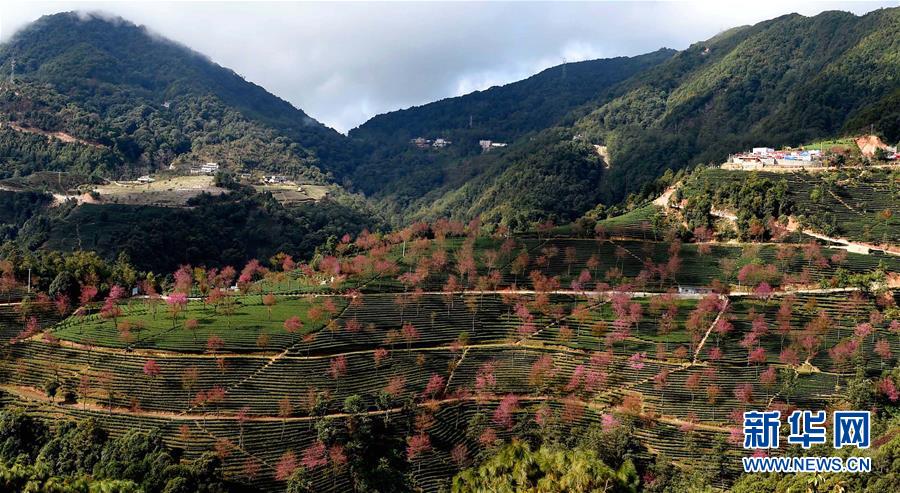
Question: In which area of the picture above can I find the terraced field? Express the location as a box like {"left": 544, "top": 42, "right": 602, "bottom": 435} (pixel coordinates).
{"left": 1, "top": 274, "right": 895, "bottom": 491}
{"left": 277, "top": 235, "right": 899, "bottom": 298}
{"left": 51, "top": 294, "right": 345, "bottom": 353}
{"left": 689, "top": 168, "right": 900, "bottom": 246}
{"left": 0, "top": 203, "right": 897, "bottom": 492}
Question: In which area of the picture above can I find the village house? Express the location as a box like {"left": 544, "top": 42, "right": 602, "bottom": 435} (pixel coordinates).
{"left": 479, "top": 140, "right": 508, "bottom": 153}
{"left": 725, "top": 146, "right": 823, "bottom": 169}
{"left": 264, "top": 175, "right": 289, "bottom": 184}
{"left": 410, "top": 137, "right": 431, "bottom": 149}
{"left": 190, "top": 162, "right": 220, "bottom": 175}
{"left": 432, "top": 138, "right": 451, "bottom": 148}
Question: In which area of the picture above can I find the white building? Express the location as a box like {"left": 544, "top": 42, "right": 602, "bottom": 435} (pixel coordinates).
{"left": 410, "top": 137, "right": 431, "bottom": 149}
{"left": 432, "top": 138, "right": 451, "bottom": 148}
{"left": 479, "top": 140, "right": 507, "bottom": 152}
{"left": 200, "top": 162, "right": 219, "bottom": 173}
{"left": 264, "top": 175, "right": 288, "bottom": 184}
{"left": 190, "top": 162, "right": 220, "bottom": 175}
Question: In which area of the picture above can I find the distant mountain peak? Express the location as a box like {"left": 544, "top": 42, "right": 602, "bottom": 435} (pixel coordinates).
{"left": 0, "top": 10, "right": 355, "bottom": 179}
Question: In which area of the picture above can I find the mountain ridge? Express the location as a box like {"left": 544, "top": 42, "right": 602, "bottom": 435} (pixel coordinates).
{"left": 1, "top": 8, "right": 898, "bottom": 233}
{"left": 0, "top": 11, "right": 350, "bottom": 180}
{"left": 345, "top": 6, "right": 899, "bottom": 227}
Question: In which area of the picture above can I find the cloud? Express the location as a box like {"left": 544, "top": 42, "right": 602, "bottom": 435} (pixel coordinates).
{"left": 2, "top": 1, "right": 894, "bottom": 133}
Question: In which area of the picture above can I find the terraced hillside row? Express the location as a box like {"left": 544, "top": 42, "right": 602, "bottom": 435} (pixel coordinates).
{"left": 266, "top": 235, "right": 899, "bottom": 297}
{"left": 2, "top": 283, "right": 896, "bottom": 491}
{"left": 685, "top": 167, "right": 900, "bottom": 246}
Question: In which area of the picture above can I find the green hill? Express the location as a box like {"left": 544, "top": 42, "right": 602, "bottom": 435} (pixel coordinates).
{"left": 1, "top": 8, "right": 899, "bottom": 245}
{"left": 345, "top": 50, "right": 675, "bottom": 223}
{"left": 350, "top": 48, "right": 674, "bottom": 146}
{"left": 575, "top": 8, "right": 900, "bottom": 203}
{"left": 0, "top": 12, "right": 354, "bottom": 180}
{"left": 346, "top": 7, "right": 900, "bottom": 228}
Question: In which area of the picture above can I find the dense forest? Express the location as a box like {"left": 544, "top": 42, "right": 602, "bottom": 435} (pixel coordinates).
{"left": 11, "top": 185, "right": 378, "bottom": 274}
{"left": 0, "top": 13, "right": 353, "bottom": 180}
{"left": 0, "top": 409, "right": 233, "bottom": 492}
{"left": 344, "top": 8, "right": 900, "bottom": 227}
{"left": 0, "top": 8, "right": 897, "bottom": 268}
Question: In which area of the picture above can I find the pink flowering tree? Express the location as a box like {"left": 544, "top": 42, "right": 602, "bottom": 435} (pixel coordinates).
{"left": 492, "top": 393, "right": 520, "bottom": 430}
{"left": 407, "top": 433, "right": 432, "bottom": 472}
{"left": 283, "top": 316, "right": 303, "bottom": 346}
{"left": 275, "top": 451, "right": 297, "bottom": 481}
{"left": 329, "top": 355, "right": 347, "bottom": 393}
{"left": 142, "top": 359, "right": 161, "bottom": 379}
{"left": 167, "top": 292, "right": 188, "bottom": 328}
{"left": 422, "top": 373, "right": 446, "bottom": 400}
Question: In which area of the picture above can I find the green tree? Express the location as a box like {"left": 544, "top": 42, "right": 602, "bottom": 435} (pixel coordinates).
{"left": 452, "top": 440, "right": 639, "bottom": 493}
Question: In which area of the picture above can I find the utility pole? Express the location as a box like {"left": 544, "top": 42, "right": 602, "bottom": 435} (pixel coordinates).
{"left": 468, "top": 114, "right": 473, "bottom": 128}
{"left": 561, "top": 58, "right": 567, "bottom": 79}
{"left": 8, "top": 58, "right": 14, "bottom": 85}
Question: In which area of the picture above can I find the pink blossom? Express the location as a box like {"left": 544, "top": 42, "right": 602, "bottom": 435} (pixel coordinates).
{"left": 627, "top": 352, "right": 646, "bottom": 370}
{"left": 406, "top": 433, "right": 432, "bottom": 460}
{"left": 301, "top": 441, "right": 328, "bottom": 469}
{"left": 601, "top": 413, "right": 620, "bottom": 432}
{"left": 854, "top": 323, "right": 873, "bottom": 339}
{"left": 877, "top": 377, "right": 899, "bottom": 402}
{"left": 492, "top": 393, "right": 520, "bottom": 429}
{"left": 565, "top": 365, "right": 585, "bottom": 392}
{"left": 142, "top": 359, "right": 161, "bottom": 378}
{"left": 422, "top": 374, "right": 446, "bottom": 399}
{"left": 167, "top": 292, "right": 188, "bottom": 307}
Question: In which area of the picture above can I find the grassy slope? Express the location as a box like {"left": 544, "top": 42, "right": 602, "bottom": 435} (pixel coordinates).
{"left": 52, "top": 295, "right": 344, "bottom": 352}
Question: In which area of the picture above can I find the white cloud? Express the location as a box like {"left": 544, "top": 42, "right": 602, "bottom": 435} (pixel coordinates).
{"left": 2, "top": 1, "right": 894, "bottom": 132}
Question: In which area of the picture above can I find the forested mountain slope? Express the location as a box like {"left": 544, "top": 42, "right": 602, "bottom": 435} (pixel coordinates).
{"left": 574, "top": 8, "right": 900, "bottom": 203}
{"left": 1, "top": 8, "right": 898, "bottom": 235}
{"left": 0, "top": 12, "right": 354, "bottom": 180}
{"left": 344, "top": 50, "right": 675, "bottom": 219}
{"left": 350, "top": 49, "right": 675, "bottom": 147}
{"left": 347, "top": 7, "right": 900, "bottom": 228}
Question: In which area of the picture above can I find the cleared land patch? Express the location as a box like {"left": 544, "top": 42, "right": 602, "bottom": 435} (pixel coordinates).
{"left": 91, "top": 175, "right": 230, "bottom": 207}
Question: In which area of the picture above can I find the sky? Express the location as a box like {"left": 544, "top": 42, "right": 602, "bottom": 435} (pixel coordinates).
{"left": 1, "top": 1, "right": 896, "bottom": 133}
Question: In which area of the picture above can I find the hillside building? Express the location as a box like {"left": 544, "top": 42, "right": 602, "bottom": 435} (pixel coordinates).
{"left": 725, "top": 146, "right": 823, "bottom": 169}
{"left": 190, "top": 162, "right": 220, "bottom": 175}
{"left": 410, "top": 137, "right": 431, "bottom": 149}
{"left": 264, "top": 175, "right": 288, "bottom": 184}
{"left": 479, "top": 140, "right": 508, "bottom": 153}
